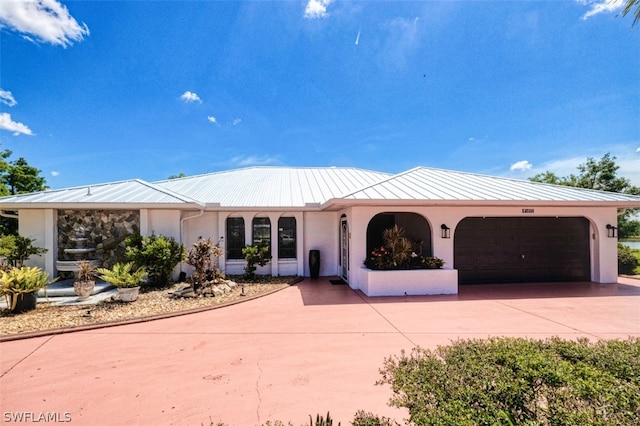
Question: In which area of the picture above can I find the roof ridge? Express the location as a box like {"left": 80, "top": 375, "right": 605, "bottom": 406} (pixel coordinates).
{"left": 338, "top": 166, "right": 419, "bottom": 199}
{"left": 134, "top": 180, "right": 204, "bottom": 206}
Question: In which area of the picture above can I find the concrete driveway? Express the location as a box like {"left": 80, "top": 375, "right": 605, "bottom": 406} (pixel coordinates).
{"left": 1, "top": 277, "right": 639, "bottom": 425}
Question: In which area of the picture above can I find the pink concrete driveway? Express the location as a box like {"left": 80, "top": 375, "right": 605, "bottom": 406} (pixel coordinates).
{"left": 1, "top": 277, "right": 639, "bottom": 425}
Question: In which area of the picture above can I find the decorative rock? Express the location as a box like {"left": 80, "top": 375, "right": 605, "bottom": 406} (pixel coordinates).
{"left": 226, "top": 281, "right": 237, "bottom": 289}
{"left": 212, "top": 287, "right": 224, "bottom": 297}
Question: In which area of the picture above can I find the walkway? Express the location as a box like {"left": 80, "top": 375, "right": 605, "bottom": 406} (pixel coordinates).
{"left": 1, "top": 277, "right": 639, "bottom": 425}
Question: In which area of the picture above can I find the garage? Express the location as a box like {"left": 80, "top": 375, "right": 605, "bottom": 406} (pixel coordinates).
{"left": 454, "top": 217, "right": 591, "bottom": 284}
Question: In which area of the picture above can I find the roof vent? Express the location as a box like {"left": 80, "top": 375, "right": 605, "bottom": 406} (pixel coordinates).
{"left": 86, "top": 186, "right": 92, "bottom": 196}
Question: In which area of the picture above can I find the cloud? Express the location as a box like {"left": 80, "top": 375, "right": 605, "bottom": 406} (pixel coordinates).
{"left": 232, "top": 118, "right": 242, "bottom": 126}
{"left": 304, "top": 0, "right": 333, "bottom": 19}
{"left": 0, "top": 0, "right": 89, "bottom": 47}
{"left": 51, "top": 171, "right": 60, "bottom": 177}
{"left": 230, "top": 155, "right": 281, "bottom": 167}
{"left": 0, "top": 112, "right": 33, "bottom": 136}
{"left": 180, "top": 91, "right": 202, "bottom": 103}
{"left": 577, "top": 0, "right": 624, "bottom": 20}
{"left": 510, "top": 160, "right": 533, "bottom": 172}
{"left": 0, "top": 89, "right": 17, "bottom": 107}
{"left": 207, "top": 116, "right": 217, "bottom": 124}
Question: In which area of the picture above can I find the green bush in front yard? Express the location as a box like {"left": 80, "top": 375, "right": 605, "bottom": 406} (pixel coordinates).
{"left": 618, "top": 243, "right": 639, "bottom": 275}
{"left": 125, "top": 233, "right": 186, "bottom": 288}
{"left": 378, "top": 337, "right": 640, "bottom": 425}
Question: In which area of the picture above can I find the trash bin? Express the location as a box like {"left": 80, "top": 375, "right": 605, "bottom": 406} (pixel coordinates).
{"left": 309, "top": 249, "right": 320, "bottom": 279}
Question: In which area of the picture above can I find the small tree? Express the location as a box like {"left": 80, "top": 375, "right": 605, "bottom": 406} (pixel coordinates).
{"left": 0, "top": 234, "right": 47, "bottom": 267}
{"left": 186, "top": 237, "right": 223, "bottom": 289}
{"left": 125, "top": 233, "right": 186, "bottom": 288}
{"left": 242, "top": 244, "right": 271, "bottom": 281}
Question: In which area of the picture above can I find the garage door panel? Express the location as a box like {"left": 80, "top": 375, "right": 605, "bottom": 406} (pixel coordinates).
{"left": 454, "top": 217, "right": 590, "bottom": 284}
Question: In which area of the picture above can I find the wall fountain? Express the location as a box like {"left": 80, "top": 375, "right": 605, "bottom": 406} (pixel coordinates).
{"left": 56, "top": 227, "right": 101, "bottom": 274}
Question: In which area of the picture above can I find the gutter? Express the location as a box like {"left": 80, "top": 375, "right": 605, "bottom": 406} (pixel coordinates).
{"left": 0, "top": 210, "right": 18, "bottom": 219}
{"left": 179, "top": 207, "right": 205, "bottom": 274}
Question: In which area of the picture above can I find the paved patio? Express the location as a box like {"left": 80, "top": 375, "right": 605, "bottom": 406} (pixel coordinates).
{"left": 1, "top": 277, "right": 639, "bottom": 425}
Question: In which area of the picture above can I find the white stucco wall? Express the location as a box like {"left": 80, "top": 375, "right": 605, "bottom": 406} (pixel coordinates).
{"left": 303, "top": 211, "right": 338, "bottom": 277}
{"left": 142, "top": 209, "right": 181, "bottom": 241}
{"left": 17, "top": 209, "right": 56, "bottom": 274}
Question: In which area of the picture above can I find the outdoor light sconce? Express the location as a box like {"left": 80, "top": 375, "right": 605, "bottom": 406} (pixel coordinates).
{"left": 606, "top": 224, "right": 617, "bottom": 238}
{"left": 441, "top": 224, "right": 451, "bottom": 239}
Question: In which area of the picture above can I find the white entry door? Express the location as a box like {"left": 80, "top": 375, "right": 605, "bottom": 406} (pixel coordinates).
{"left": 340, "top": 217, "right": 349, "bottom": 282}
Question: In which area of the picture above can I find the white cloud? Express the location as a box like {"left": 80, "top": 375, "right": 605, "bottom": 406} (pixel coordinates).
{"left": 0, "top": 89, "right": 17, "bottom": 107}
{"left": 0, "top": 112, "right": 33, "bottom": 136}
{"left": 0, "top": 0, "right": 89, "bottom": 47}
{"left": 636, "top": 147, "right": 640, "bottom": 152}
{"left": 510, "top": 160, "right": 533, "bottom": 172}
{"left": 230, "top": 155, "right": 281, "bottom": 167}
{"left": 207, "top": 116, "right": 217, "bottom": 124}
{"left": 577, "top": 0, "right": 624, "bottom": 20}
{"left": 51, "top": 171, "right": 59, "bottom": 177}
{"left": 232, "top": 118, "right": 242, "bottom": 126}
{"left": 180, "top": 91, "right": 202, "bottom": 103}
{"left": 304, "top": 0, "right": 333, "bottom": 19}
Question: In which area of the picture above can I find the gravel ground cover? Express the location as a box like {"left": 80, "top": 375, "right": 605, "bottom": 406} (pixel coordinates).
{"left": 0, "top": 277, "right": 294, "bottom": 337}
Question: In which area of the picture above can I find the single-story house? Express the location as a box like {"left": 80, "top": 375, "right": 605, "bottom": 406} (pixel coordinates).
{"left": 1, "top": 166, "right": 639, "bottom": 296}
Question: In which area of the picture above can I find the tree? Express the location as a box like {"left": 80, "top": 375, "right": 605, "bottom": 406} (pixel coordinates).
{"left": 529, "top": 153, "right": 640, "bottom": 238}
{"left": 168, "top": 172, "right": 186, "bottom": 179}
{"left": 623, "top": 0, "right": 640, "bottom": 27}
{"left": 0, "top": 157, "right": 48, "bottom": 195}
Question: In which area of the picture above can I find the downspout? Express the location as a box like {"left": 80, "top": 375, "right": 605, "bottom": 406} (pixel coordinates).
{"left": 179, "top": 207, "right": 205, "bottom": 273}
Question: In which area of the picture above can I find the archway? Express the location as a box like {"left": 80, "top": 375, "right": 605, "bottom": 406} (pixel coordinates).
{"left": 366, "top": 212, "right": 432, "bottom": 259}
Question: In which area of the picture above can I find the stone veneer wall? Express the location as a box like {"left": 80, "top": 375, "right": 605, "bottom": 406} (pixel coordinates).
{"left": 57, "top": 210, "right": 140, "bottom": 269}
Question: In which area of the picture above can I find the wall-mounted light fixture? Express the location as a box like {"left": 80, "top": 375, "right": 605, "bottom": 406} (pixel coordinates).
{"left": 606, "top": 224, "right": 617, "bottom": 238}
{"left": 441, "top": 224, "right": 451, "bottom": 239}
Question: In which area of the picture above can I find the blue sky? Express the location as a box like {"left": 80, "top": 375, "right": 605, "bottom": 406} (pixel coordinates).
{"left": 0, "top": 0, "right": 638, "bottom": 190}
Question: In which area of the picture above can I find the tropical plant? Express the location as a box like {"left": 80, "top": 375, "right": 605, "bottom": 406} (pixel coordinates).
{"left": 97, "top": 262, "right": 147, "bottom": 288}
{"left": 125, "top": 233, "right": 185, "bottom": 288}
{"left": 242, "top": 244, "right": 271, "bottom": 280}
{"left": 0, "top": 234, "right": 47, "bottom": 267}
{"left": 365, "top": 225, "right": 444, "bottom": 270}
{"left": 186, "top": 237, "right": 224, "bottom": 289}
{"left": 75, "top": 259, "right": 96, "bottom": 282}
{"left": 0, "top": 266, "right": 56, "bottom": 311}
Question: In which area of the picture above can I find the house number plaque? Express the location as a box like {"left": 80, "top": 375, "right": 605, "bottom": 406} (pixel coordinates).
{"left": 521, "top": 208, "right": 535, "bottom": 214}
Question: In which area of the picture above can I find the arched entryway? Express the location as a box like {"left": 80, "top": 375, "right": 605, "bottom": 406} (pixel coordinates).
{"left": 366, "top": 212, "right": 432, "bottom": 258}
{"left": 454, "top": 217, "right": 591, "bottom": 284}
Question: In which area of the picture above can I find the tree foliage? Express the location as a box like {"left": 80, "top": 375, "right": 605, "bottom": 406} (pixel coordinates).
{"left": 530, "top": 153, "right": 640, "bottom": 238}
{"left": 623, "top": 0, "right": 640, "bottom": 27}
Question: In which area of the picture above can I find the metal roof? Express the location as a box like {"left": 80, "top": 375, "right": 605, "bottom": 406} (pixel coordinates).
{"left": 338, "top": 167, "right": 640, "bottom": 204}
{"left": 0, "top": 179, "right": 201, "bottom": 208}
{"left": 1, "top": 166, "right": 639, "bottom": 210}
{"left": 155, "top": 166, "right": 391, "bottom": 207}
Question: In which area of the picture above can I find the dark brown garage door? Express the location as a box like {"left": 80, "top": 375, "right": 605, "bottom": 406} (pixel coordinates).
{"left": 455, "top": 217, "right": 591, "bottom": 284}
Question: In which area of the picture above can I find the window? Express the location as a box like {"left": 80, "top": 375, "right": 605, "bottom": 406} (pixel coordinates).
{"left": 226, "top": 217, "right": 245, "bottom": 259}
{"left": 252, "top": 217, "right": 271, "bottom": 255}
{"left": 278, "top": 217, "right": 296, "bottom": 259}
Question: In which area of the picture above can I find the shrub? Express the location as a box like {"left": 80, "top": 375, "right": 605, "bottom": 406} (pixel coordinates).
{"left": 186, "top": 237, "right": 224, "bottom": 289}
{"left": 0, "top": 234, "right": 47, "bottom": 267}
{"left": 125, "top": 233, "right": 186, "bottom": 288}
{"left": 618, "top": 243, "right": 639, "bottom": 275}
{"left": 364, "top": 225, "right": 444, "bottom": 270}
{"left": 242, "top": 244, "right": 271, "bottom": 281}
{"left": 97, "top": 262, "right": 147, "bottom": 288}
{"left": 377, "top": 337, "right": 640, "bottom": 425}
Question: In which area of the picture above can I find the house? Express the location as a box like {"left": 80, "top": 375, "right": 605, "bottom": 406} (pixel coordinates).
{"left": 1, "top": 166, "right": 639, "bottom": 296}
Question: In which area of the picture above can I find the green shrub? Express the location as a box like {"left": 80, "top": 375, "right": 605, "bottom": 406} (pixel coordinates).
{"left": 378, "top": 337, "right": 640, "bottom": 425}
{"left": 242, "top": 244, "right": 271, "bottom": 281}
{"left": 97, "top": 262, "right": 147, "bottom": 288}
{"left": 351, "top": 410, "right": 399, "bottom": 426}
{"left": 618, "top": 243, "right": 639, "bottom": 275}
{"left": 0, "top": 234, "right": 47, "bottom": 267}
{"left": 125, "top": 233, "right": 185, "bottom": 288}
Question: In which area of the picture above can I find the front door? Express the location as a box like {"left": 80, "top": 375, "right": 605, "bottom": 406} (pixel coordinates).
{"left": 340, "top": 217, "right": 349, "bottom": 282}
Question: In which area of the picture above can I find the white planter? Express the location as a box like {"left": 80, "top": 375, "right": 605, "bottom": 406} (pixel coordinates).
{"left": 361, "top": 267, "right": 458, "bottom": 296}
{"left": 73, "top": 280, "right": 95, "bottom": 299}
{"left": 117, "top": 286, "right": 140, "bottom": 302}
